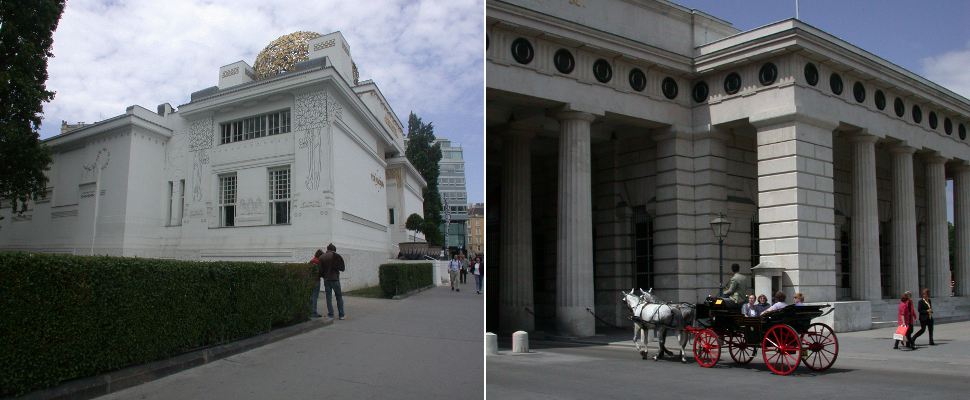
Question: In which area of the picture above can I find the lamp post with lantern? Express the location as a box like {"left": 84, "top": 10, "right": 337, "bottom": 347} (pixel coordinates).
{"left": 710, "top": 213, "right": 731, "bottom": 296}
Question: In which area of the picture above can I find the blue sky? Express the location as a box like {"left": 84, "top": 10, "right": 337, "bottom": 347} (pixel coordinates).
{"left": 675, "top": 0, "right": 970, "bottom": 221}
{"left": 38, "top": 0, "right": 484, "bottom": 203}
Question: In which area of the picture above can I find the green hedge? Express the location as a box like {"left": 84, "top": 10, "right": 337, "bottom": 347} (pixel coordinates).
{"left": 379, "top": 263, "right": 433, "bottom": 297}
{"left": 0, "top": 252, "right": 317, "bottom": 396}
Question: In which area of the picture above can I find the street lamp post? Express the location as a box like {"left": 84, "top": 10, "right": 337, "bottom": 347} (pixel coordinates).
{"left": 710, "top": 213, "right": 731, "bottom": 296}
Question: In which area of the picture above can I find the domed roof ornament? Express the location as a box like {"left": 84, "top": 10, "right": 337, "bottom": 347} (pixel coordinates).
{"left": 253, "top": 31, "right": 323, "bottom": 80}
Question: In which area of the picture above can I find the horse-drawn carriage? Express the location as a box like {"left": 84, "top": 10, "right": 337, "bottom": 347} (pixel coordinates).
{"left": 622, "top": 289, "right": 839, "bottom": 376}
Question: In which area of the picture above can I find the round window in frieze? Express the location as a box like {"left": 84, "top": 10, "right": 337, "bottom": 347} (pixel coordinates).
{"left": 894, "top": 98, "right": 905, "bottom": 117}
{"left": 912, "top": 105, "right": 922, "bottom": 124}
{"left": 804, "top": 63, "right": 819, "bottom": 86}
{"left": 692, "top": 81, "right": 709, "bottom": 103}
{"left": 662, "top": 77, "right": 679, "bottom": 99}
{"left": 874, "top": 90, "right": 886, "bottom": 110}
{"left": 960, "top": 123, "right": 967, "bottom": 140}
{"left": 929, "top": 112, "right": 938, "bottom": 129}
{"left": 510, "top": 38, "right": 534, "bottom": 64}
{"left": 593, "top": 59, "right": 613, "bottom": 83}
{"left": 724, "top": 72, "right": 742, "bottom": 95}
{"left": 759, "top": 63, "right": 778, "bottom": 86}
{"left": 945, "top": 117, "right": 953, "bottom": 135}
{"left": 829, "top": 73, "right": 843, "bottom": 95}
{"left": 853, "top": 82, "right": 866, "bottom": 103}
{"left": 553, "top": 49, "right": 575, "bottom": 74}
{"left": 629, "top": 68, "right": 646, "bottom": 92}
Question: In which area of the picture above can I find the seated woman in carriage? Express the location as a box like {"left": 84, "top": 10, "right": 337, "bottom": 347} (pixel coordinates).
{"left": 761, "top": 291, "right": 788, "bottom": 315}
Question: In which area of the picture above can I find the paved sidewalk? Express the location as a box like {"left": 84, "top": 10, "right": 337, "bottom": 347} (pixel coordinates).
{"left": 100, "top": 286, "right": 483, "bottom": 400}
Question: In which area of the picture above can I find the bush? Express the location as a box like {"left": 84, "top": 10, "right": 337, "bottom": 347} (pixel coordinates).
{"left": 379, "top": 263, "right": 433, "bottom": 297}
{"left": 0, "top": 252, "right": 317, "bottom": 396}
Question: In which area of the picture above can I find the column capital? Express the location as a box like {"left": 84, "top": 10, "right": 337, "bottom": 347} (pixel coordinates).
{"left": 949, "top": 161, "right": 970, "bottom": 173}
{"left": 749, "top": 112, "right": 840, "bottom": 131}
{"left": 847, "top": 134, "right": 879, "bottom": 144}
{"left": 888, "top": 144, "right": 916, "bottom": 155}
{"left": 502, "top": 123, "right": 537, "bottom": 140}
{"left": 691, "top": 124, "right": 733, "bottom": 142}
{"left": 555, "top": 110, "right": 597, "bottom": 123}
{"left": 923, "top": 153, "right": 948, "bottom": 165}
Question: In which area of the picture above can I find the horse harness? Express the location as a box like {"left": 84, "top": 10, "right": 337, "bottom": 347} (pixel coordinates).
{"left": 629, "top": 298, "right": 695, "bottom": 331}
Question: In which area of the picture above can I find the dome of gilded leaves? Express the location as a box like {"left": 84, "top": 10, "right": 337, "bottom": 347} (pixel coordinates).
{"left": 253, "top": 31, "right": 322, "bottom": 80}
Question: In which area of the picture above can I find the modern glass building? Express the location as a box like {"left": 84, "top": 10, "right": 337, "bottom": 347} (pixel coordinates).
{"left": 436, "top": 139, "right": 468, "bottom": 250}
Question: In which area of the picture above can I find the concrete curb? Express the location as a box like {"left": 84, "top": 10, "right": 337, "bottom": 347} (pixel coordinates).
{"left": 391, "top": 284, "right": 435, "bottom": 300}
{"left": 10, "top": 318, "right": 333, "bottom": 400}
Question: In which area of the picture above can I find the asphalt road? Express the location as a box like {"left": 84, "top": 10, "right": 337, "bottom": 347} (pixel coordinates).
{"left": 99, "top": 284, "right": 484, "bottom": 400}
{"left": 487, "top": 321, "right": 970, "bottom": 400}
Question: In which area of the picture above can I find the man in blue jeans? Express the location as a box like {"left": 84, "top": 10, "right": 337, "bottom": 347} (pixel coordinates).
{"left": 320, "top": 243, "right": 346, "bottom": 320}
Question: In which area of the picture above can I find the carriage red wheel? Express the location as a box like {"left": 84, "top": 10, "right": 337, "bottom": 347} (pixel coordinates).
{"left": 726, "top": 333, "right": 756, "bottom": 364}
{"left": 761, "top": 324, "right": 801, "bottom": 375}
{"left": 800, "top": 323, "right": 839, "bottom": 371}
{"left": 692, "top": 328, "right": 721, "bottom": 368}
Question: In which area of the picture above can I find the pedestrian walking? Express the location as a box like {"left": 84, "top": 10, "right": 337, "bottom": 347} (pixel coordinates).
{"left": 911, "top": 288, "right": 936, "bottom": 346}
{"left": 894, "top": 291, "right": 916, "bottom": 350}
{"left": 309, "top": 249, "right": 324, "bottom": 318}
{"left": 472, "top": 256, "right": 483, "bottom": 294}
{"left": 320, "top": 243, "right": 346, "bottom": 320}
{"left": 459, "top": 253, "right": 468, "bottom": 284}
{"left": 449, "top": 253, "right": 462, "bottom": 292}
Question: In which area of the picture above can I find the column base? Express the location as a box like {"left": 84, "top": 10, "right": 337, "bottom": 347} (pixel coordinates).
{"left": 556, "top": 305, "right": 595, "bottom": 337}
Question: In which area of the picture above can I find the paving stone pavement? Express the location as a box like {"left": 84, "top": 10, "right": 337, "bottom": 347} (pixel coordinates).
{"left": 99, "top": 284, "right": 483, "bottom": 400}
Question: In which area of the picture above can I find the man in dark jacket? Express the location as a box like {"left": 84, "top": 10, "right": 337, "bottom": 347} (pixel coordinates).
{"left": 320, "top": 243, "right": 346, "bottom": 320}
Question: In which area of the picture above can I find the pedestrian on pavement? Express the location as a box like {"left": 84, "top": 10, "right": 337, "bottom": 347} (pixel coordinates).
{"left": 894, "top": 291, "right": 916, "bottom": 350}
{"left": 320, "top": 243, "right": 346, "bottom": 320}
{"left": 309, "top": 249, "right": 324, "bottom": 318}
{"left": 741, "top": 294, "right": 759, "bottom": 317}
{"left": 753, "top": 294, "right": 770, "bottom": 315}
{"left": 459, "top": 253, "right": 468, "bottom": 284}
{"left": 472, "top": 256, "right": 483, "bottom": 294}
{"left": 449, "top": 253, "right": 462, "bottom": 292}
{"left": 911, "top": 288, "right": 936, "bottom": 346}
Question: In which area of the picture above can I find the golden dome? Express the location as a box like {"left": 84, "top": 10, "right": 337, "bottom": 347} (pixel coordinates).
{"left": 253, "top": 31, "right": 322, "bottom": 80}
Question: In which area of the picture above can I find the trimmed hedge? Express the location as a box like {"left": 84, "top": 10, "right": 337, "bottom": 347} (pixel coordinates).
{"left": 379, "top": 263, "right": 433, "bottom": 297}
{"left": 0, "top": 252, "right": 317, "bottom": 396}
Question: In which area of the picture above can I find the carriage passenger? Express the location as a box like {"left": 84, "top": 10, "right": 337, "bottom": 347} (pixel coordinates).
{"left": 741, "top": 294, "right": 759, "bottom": 317}
{"left": 761, "top": 291, "right": 788, "bottom": 315}
{"left": 793, "top": 292, "right": 805, "bottom": 306}
{"left": 752, "top": 294, "right": 770, "bottom": 315}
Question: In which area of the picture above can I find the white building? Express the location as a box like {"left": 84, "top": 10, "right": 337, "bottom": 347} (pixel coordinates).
{"left": 0, "top": 31, "right": 427, "bottom": 290}
{"left": 487, "top": 0, "right": 970, "bottom": 335}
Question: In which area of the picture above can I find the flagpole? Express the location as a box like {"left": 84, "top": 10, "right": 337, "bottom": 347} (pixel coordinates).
{"left": 795, "top": 0, "right": 799, "bottom": 19}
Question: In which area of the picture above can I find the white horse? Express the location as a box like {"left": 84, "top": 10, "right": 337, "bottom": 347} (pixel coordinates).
{"left": 620, "top": 288, "right": 694, "bottom": 362}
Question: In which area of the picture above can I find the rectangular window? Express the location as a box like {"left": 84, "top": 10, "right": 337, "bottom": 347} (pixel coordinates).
{"left": 221, "top": 109, "right": 290, "bottom": 144}
{"left": 388, "top": 208, "right": 395, "bottom": 225}
{"left": 221, "top": 124, "right": 231, "bottom": 144}
{"left": 219, "top": 174, "right": 236, "bottom": 227}
{"left": 166, "top": 181, "right": 173, "bottom": 225}
{"left": 231, "top": 121, "right": 243, "bottom": 142}
{"left": 269, "top": 167, "right": 290, "bottom": 225}
{"left": 280, "top": 110, "right": 290, "bottom": 133}
{"left": 178, "top": 179, "right": 185, "bottom": 226}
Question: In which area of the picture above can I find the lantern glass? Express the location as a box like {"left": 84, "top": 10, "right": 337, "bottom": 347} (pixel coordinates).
{"left": 710, "top": 216, "right": 731, "bottom": 239}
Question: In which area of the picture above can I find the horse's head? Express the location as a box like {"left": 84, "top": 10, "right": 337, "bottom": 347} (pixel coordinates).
{"left": 620, "top": 289, "right": 640, "bottom": 309}
{"left": 639, "top": 288, "right": 658, "bottom": 303}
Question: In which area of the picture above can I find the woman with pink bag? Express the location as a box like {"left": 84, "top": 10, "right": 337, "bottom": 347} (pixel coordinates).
{"left": 893, "top": 291, "right": 916, "bottom": 350}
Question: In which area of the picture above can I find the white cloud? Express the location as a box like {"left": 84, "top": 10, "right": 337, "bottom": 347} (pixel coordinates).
{"left": 921, "top": 42, "right": 970, "bottom": 101}
{"left": 39, "top": 0, "right": 484, "bottom": 141}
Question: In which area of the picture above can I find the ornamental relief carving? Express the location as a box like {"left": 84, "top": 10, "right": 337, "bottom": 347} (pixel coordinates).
{"left": 188, "top": 117, "right": 213, "bottom": 202}
{"left": 295, "top": 91, "right": 341, "bottom": 191}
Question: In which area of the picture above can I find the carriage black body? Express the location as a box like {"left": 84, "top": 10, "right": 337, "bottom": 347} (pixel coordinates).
{"left": 687, "top": 297, "right": 839, "bottom": 375}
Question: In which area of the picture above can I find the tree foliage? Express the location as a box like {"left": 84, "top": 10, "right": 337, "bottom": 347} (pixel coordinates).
{"left": 405, "top": 112, "right": 443, "bottom": 245}
{"left": 405, "top": 213, "right": 424, "bottom": 241}
{"left": 0, "top": 0, "right": 64, "bottom": 215}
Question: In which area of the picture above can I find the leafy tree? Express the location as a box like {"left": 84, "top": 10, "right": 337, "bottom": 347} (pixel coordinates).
{"left": 405, "top": 213, "right": 424, "bottom": 241}
{"left": 405, "top": 112, "right": 443, "bottom": 245}
{"left": 0, "top": 0, "right": 64, "bottom": 217}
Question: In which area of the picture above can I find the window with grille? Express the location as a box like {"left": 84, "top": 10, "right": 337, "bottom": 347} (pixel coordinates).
{"left": 220, "top": 110, "right": 290, "bottom": 144}
{"left": 269, "top": 167, "right": 291, "bottom": 225}
{"left": 633, "top": 206, "right": 654, "bottom": 290}
{"left": 219, "top": 174, "right": 236, "bottom": 227}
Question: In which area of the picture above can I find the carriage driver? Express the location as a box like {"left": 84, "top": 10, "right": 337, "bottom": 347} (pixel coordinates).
{"left": 722, "top": 263, "right": 751, "bottom": 303}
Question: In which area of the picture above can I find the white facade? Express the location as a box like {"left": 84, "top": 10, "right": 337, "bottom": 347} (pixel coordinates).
{"left": 0, "top": 31, "right": 427, "bottom": 291}
{"left": 487, "top": 0, "right": 970, "bottom": 335}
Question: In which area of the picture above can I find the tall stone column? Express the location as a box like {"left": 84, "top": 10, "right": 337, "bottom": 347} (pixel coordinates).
{"left": 499, "top": 130, "right": 535, "bottom": 332}
{"left": 754, "top": 118, "right": 837, "bottom": 302}
{"left": 954, "top": 165, "right": 970, "bottom": 297}
{"left": 556, "top": 111, "right": 596, "bottom": 337}
{"left": 890, "top": 145, "right": 918, "bottom": 298}
{"left": 850, "top": 135, "right": 881, "bottom": 301}
{"left": 924, "top": 155, "right": 951, "bottom": 297}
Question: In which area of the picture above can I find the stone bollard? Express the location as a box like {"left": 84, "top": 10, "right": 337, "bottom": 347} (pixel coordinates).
{"left": 512, "top": 331, "right": 529, "bottom": 353}
{"left": 485, "top": 332, "right": 498, "bottom": 355}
